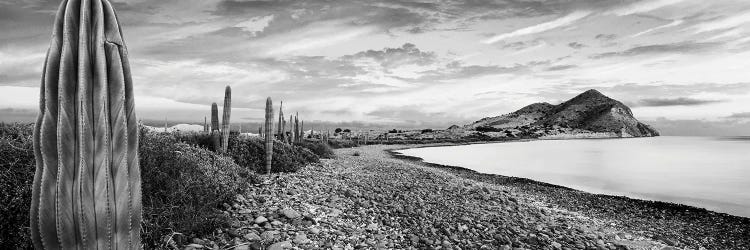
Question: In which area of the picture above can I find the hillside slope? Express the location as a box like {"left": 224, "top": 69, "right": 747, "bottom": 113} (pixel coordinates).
{"left": 465, "top": 89, "right": 659, "bottom": 138}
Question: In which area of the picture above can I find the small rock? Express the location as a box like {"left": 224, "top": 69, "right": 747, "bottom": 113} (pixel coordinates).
{"left": 293, "top": 233, "right": 311, "bottom": 244}
{"left": 309, "top": 227, "right": 321, "bottom": 234}
{"left": 243, "top": 232, "right": 261, "bottom": 241}
{"left": 260, "top": 230, "right": 279, "bottom": 241}
{"left": 233, "top": 245, "right": 248, "bottom": 250}
{"left": 280, "top": 208, "right": 301, "bottom": 219}
{"left": 271, "top": 220, "right": 283, "bottom": 226}
{"left": 551, "top": 241, "right": 562, "bottom": 249}
{"left": 254, "top": 216, "right": 268, "bottom": 224}
{"left": 192, "top": 238, "right": 205, "bottom": 245}
{"left": 268, "top": 241, "right": 292, "bottom": 250}
{"left": 366, "top": 223, "right": 378, "bottom": 231}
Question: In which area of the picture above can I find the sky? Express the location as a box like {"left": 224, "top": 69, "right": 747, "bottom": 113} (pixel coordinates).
{"left": 1, "top": 0, "right": 750, "bottom": 135}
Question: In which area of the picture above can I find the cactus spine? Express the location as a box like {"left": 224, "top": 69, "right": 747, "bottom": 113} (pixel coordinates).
{"left": 264, "top": 97, "right": 274, "bottom": 174}
{"left": 221, "top": 86, "right": 231, "bottom": 153}
{"left": 30, "top": 0, "right": 142, "bottom": 248}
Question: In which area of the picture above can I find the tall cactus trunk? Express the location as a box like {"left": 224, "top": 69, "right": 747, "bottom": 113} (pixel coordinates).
{"left": 31, "top": 0, "right": 142, "bottom": 248}
{"left": 277, "top": 101, "right": 283, "bottom": 140}
{"left": 301, "top": 120, "right": 304, "bottom": 141}
{"left": 204, "top": 116, "right": 208, "bottom": 133}
{"left": 294, "top": 112, "right": 299, "bottom": 143}
{"left": 264, "top": 98, "right": 274, "bottom": 174}
{"left": 211, "top": 103, "right": 219, "bottom": 132}
{"left": 287, "top": 115, "right": 294, "bottom": 144}
{"left": 220, "top": 86, "right": 231, "bottom": 153}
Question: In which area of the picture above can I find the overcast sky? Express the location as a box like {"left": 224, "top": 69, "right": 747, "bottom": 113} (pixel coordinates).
{"left": 1, "top": 0, "right": 750, "bottom": 134}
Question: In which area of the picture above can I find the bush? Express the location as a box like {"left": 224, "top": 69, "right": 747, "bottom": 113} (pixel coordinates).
{"left": 225, "top": 135, "right": 319, "bottom": 173}
{"left": 326, "top": 139, "right": 360, "bottom": 149}
{"left": 139, "top": 131, "right": 259, "bottom": 247}
{"left": 298, "top": 141, "right": 335, "bottom": 159}
{"left": 0, "top": 123, "right": 35, "bottom": 249}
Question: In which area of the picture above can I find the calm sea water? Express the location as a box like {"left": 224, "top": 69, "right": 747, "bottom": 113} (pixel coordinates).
{"left": 396, "top": 137, "right": 750, "bottom": 218}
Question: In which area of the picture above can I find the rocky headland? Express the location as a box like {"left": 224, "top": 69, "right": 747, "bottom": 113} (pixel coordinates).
{"left": 465, "top": 89, "right": 660, "bottom": 138}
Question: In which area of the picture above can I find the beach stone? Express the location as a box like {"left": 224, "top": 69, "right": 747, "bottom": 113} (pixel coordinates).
{"left": 281, "top": 208, "right": 301, "bottom": 219}
{"left": 271, "top": 220, "right": 283, "bottom": 226}
{"left": 260, "top": 230, "right": 279, "bottom": 241}
{"left": 293, "top": 233, "right": 311, "bottom": 244}
{"left": 254, "top": 216, "right": 268, "bottom": 224}
{"left": 243, "top": 232, "right": 261, "bottom": 241}
{"left": 268, "top": 241, "right": 292, "bottom": 250}
{"left": 551, "top": 241, "right": 562, "bottom": 249}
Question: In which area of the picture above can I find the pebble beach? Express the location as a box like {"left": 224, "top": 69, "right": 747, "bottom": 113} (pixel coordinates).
{"left": 193, "top": 144, "right": 750, "bottom": 250}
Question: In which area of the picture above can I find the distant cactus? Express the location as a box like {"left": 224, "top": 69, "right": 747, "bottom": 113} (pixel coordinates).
{"left": 204, "top": 116, "right": 208, "bottom": 132}
{"left": 301, "top": 120, "right": 305, "bottom": 140}
{"left": 294, "top": 114, "right": 300, "bottom": 143}
{"left": 265, "top": 97, "right": 274, "bottom": 174}
{"left": 211, "top": 102, "right": 219, "bottom": 132}
{"left": 30, "top": 0, "right": 142, "bottom": 248}
{"left": 277, "top": 101, "right": 284, "bottom": 140}
{"left": 289, "top": 114, "right": 294, "bottom": 143}
{"left": 220, "top": 86, "right": 231, "bottom": 153}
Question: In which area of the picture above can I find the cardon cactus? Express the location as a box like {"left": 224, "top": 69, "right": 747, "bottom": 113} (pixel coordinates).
{"left": 265, "top": 97, "right": 274, "bottom": 174}
{"left": 211, "top": 102, "right": 219, "bottom": 132}
{"left": 210, "top": 102, "right": 221, "bottom": 151}
{"left": 289, "top": 114, "right": 294, "bottom": 143}
{"left": 277, "top": 101, "right": 284, "bottom": 140}
{"left": 204, "top": 116, "right": 208, "bottom": 132}
{"left": 30, "top": 0, "right": 142, "bottom": 248}
{"left": 220, "top": 86, "right": 231, "bottom": 153}
{"left": 294, "top": 114, "right": 300, "bottom": 143}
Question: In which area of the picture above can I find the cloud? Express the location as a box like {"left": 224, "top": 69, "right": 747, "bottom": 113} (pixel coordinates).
{"left": 342, "top": 43, "right": 437, "bottom": 69}
{"left": 568, "top": 42, "right": 586, "bottom": 49}
{"left": 691, "top": 11, "right": 750, "bottom": 34}
{"left": 482, "top": 10, "right": 592, "bottom": 44}
{"left": 645, "top": 117, "right": 750, "bottom": 136}
{"left": 594, "top": 33, "right": 617, "bottom": 41}
{"left": 726, "top": 112, "right": 750, "bottom": 119}
{"left": 637, "top": 97, "right": 725, "bottom": 107}
{"left": 631, "top": 19, "right": 684, "bottom": 38}
{"left": 546, "top": 65, "right": 578, "bottom": 71}
{"left": 233, "top": 15, "right": 274, "bottom": 36}
{"left": 606, "top": 0, "right": 687, "bottom": 16}
{"left": 264, "top": 22, "right": 377, "bottom": 56}
{"left": 591, "top": 42, "right": 722, "bottom": 58}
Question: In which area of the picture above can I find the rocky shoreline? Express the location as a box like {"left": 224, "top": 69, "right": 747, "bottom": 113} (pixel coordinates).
{"left": 187, "top": 144, "right": 748, "bottom": 250}
{"left": 388, "top": 143, "right": 750, "bottom": 250}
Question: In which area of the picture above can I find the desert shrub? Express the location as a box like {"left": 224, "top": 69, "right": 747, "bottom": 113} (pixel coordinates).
{"left": 298, "top": 141, "right": 335, "bottom": 158}
{"left": 139, "top": 130, "right": 260, "bottom": 247}
{"left": 327, "top": 139, "right": 360, "bottom": 149}
{"left": 226, "top": 135, "right": 319, "bottom": 173}
{"left": 174, "top": 131, "right": 220, "bottom": 151}
{"left": 352, "top": 151, "right": 361, "bottom": 156}
{"left": 0, "top": 123, "right": 35, "bottom": 249}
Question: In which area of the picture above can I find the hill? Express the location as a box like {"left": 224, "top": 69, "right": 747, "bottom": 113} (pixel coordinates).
{"left": 465, "top": 89, "right": 659, "bottom": 138}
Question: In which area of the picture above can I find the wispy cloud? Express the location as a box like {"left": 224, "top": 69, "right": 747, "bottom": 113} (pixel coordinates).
{"left": 591, "top": 42, "right": 722, "bottom": 58}
{"left": 607, "top": 0, "right": 687, "bottom": 16}
{"left": 631, "top": 19, "right": 684, "bottom": 38}
{"left": 691, "top": 11, "right": 750, "bottom": 34}
{"left": 482, "top": 11, "right": 591, "bottom": 44}
{"left": 637, "top": 97, "right": 725, "bottom": 107}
